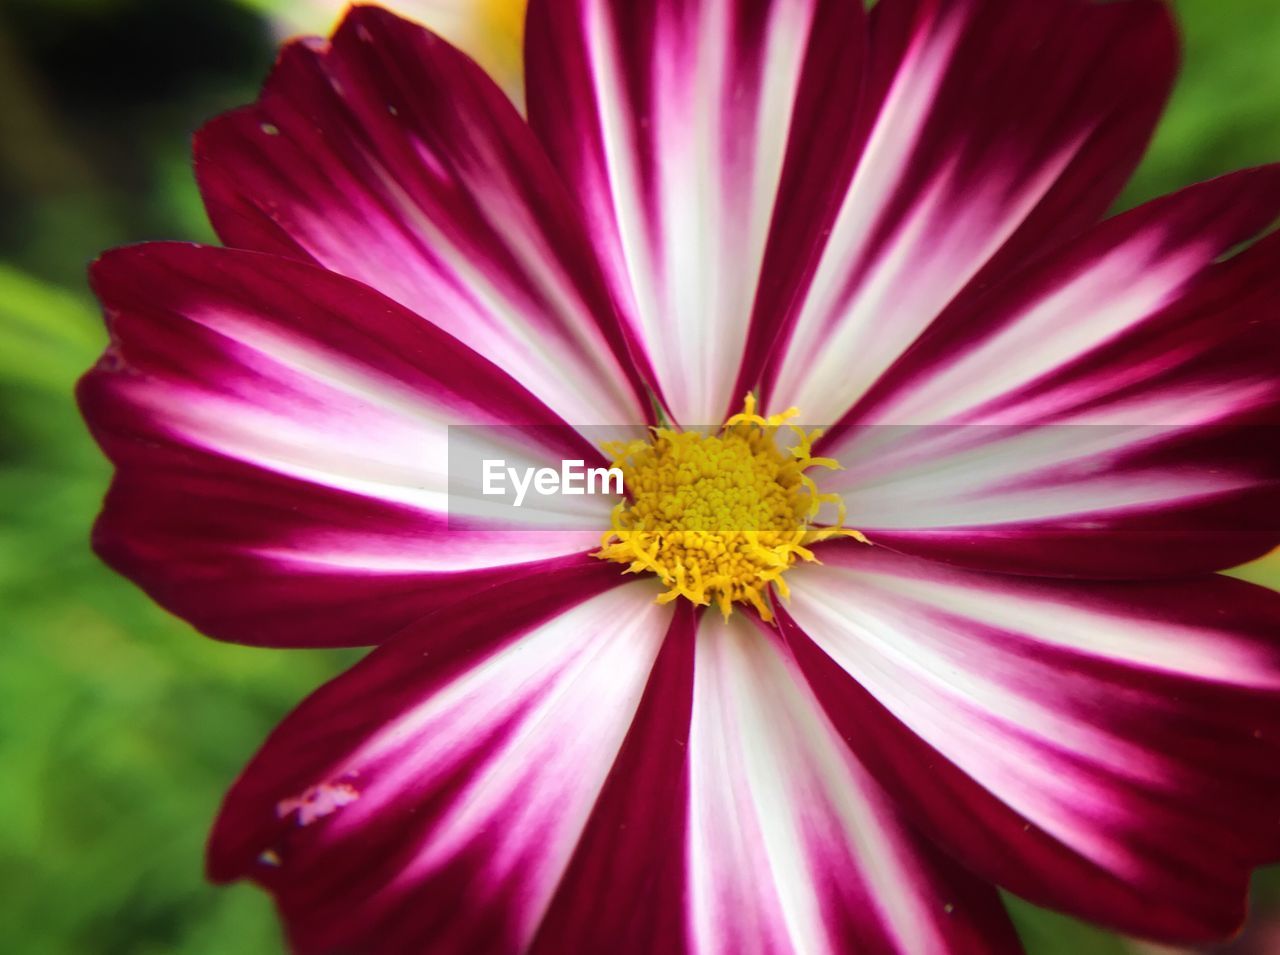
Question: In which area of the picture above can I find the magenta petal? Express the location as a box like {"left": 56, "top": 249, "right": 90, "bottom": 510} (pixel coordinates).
{"left": 682, "top": 613, "right": 1021, "bottom": 954}
{"left": 80, "top": 243, "right": 612, "bottom": 647}
{"left": 526, "top": 0, "right": 867, "bottom": 424}
{"left": 212, "top": 587, "right": 1024, "bottom": 955}
{"left": 758, "top": 0, "right": 1178, "bottom": 427}
{"left": 783, "top": 545, "right": 1280, "bottom": 943}
{"left": 196, "top": 6, "right": 651, "bottom": 428}
{"left": 840, "top": 167, "right": 1280, "bottom": 425}
{"left": 528, "top": 602, "right": 698, "bottom": 955}
{"left": 208, "top": 578, "right": 676, "bottom": 955}
{"left": 88, "top": 460, "right": 607, "bottom": 648}
{"left": 816, "top": 169, "right": 1280, "bottom": 576}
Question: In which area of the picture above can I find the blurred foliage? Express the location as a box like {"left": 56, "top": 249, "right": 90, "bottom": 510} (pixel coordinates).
{"left": 0, "top": 0, "right": 1277, "bottom": 952}
{"left": 1122, "top": 0, "right": 1280, "bottom": 210}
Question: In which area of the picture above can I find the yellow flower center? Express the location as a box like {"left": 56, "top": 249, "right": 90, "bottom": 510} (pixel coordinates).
{"left": 595, "top": 395, "right": 866, "bottom": 621}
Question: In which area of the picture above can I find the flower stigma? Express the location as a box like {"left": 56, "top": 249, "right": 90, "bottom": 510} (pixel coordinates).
{"left": 595, "top": 395, "right": 867, "bottom": 621}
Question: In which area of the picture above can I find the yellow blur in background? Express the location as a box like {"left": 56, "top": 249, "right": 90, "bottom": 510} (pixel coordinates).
{"left": 267, "top": 0, "right": 526, "bottom": 100}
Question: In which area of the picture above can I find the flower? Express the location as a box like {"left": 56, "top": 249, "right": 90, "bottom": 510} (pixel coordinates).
{"left": 270, "top": 0, "right": 525, "bottom": 101}
{"left": 78, "top": 1, "right": 1280, "bottom": 953}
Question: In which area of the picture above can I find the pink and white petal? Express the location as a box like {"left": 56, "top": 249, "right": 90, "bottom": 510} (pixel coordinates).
{"left": 840, "top": 167, "right": 1280, "bottom": 426}
{"left": 80, "top": 243, "right": 613, "bottom": 646}
{"left": 526, "top": 0, "right": 866, "bottom": 425}
{"left": 196, "top": 6, "right": 649, "bottom": 428}
{"left": 528, "top": 601, "right": 698, "bottom": 955}
{"left": 208, "top": 578, "right": 681, "bottom": 955}
{"left": 91, "top": 457, "right": 609, "bottom": 648}
{"left": 783, "top": 544, "right": 1280, "bottom": 943}
{"left": 817, "top": 171, "right": 1280, "bottom": 576}
{"left": 760, "top": 0, "right": 1178, "bottom": 426}
{"left": 209, "top": 571, "right": 1019, "bottom": 955}
{"left": 683, "top": 613, "right": 1021, "bottom": 955}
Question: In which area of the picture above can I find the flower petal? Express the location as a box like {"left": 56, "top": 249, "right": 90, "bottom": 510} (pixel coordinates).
{"left": 817, "top": 171, "right": 1280, "bottom": 576}
{"left": 196, "top": 5, "right": 649, "bottom": 428}
{"left": 210, "top": 579, "right": 1020, "bottom": 955}
{"left": 80, "top": 243, "right": 612, "bottom": 646}
{"left": 681, "top": 613, "right": 1021, "bottom": 954}
{"left": 208, "top": 578, "right": 680, "bottom": 955}
{"left": 783, "top": 544, "right": 1280, "bottom": 943}
{"left": 760, "top": 0, "right": 1178, "bottom": 426}
{"left": 527, "top": 600, "right": 697, "bottom": 954}
{"left": 525, "top": 0, "right": 867, "bottom": 424}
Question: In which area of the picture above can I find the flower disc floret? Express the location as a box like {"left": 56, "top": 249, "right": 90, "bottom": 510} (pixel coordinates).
{"left": 595, "top": 395, "right": 865, "bottom": 620}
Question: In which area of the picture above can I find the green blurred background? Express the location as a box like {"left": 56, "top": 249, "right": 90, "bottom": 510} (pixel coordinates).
{"left": 1, "top": 0, "right": 1278, "bottom": 951}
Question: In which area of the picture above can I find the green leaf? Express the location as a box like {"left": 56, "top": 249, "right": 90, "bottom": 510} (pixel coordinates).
{"left": 0, "top": 265, "right": 102, "bottom": 393}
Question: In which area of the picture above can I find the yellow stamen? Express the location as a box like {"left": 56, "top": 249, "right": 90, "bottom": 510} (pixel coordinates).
{"left": 594, "top": 395, "right": 868, "bottom": 621}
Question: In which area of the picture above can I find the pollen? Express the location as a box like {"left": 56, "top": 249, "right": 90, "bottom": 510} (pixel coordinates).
{"left": 595, "top": 395, "right": 866, "bottom": 621}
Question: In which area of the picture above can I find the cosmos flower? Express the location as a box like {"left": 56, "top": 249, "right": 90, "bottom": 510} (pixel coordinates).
{"left": 270, "top": 0, "right": 525, "bottom": 100}
{"left": 79, "top": 0, "right": 1280, "bottom": 952}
